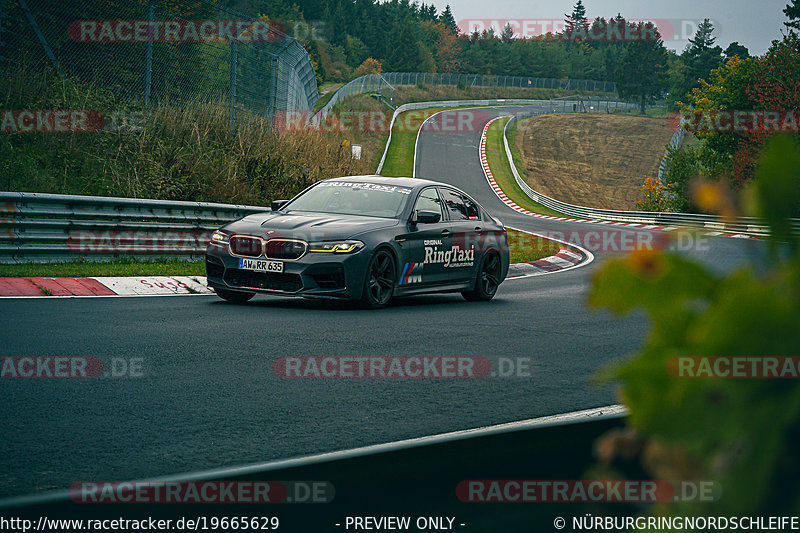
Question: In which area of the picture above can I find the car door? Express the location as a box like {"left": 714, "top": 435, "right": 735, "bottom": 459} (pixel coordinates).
{"left": 437, "top": 188, "right": 483, "bottom": 283}
{"left": 397, "top": 186, "right": 451, "bottom": 288}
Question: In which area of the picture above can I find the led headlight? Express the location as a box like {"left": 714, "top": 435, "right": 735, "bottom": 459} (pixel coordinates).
{"left": 308, "top": 240, "right": 364, "bottom": 253}
{"left": 211, "top": 230, "right": 230, "bottom": 245}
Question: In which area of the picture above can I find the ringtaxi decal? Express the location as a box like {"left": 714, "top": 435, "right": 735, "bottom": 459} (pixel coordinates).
{"left": 316, "top": 182, "right": 412, "bottom": 195}
{"left": 424, "top": 241, "right": 475, "bottom": 268}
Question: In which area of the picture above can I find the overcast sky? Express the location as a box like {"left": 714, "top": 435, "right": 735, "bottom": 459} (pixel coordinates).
{"left": 431, "top": 0, "right": 788, "bottom": 55}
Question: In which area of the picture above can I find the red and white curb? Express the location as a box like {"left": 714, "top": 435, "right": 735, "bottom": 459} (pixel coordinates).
{"left": 479, "top": 117, "right": 756, "bottom": 239}
{"left": 0, "top": 276, "right": 212, "bottom": 297}
{"left": 505, "top": 226, "right": 593, "bottom": 279}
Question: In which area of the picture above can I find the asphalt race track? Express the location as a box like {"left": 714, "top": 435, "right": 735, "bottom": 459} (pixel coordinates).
{"left": 0, "top": 106, "right": 766, "bottom": 499}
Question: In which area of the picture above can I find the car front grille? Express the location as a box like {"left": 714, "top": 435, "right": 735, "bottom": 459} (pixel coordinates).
{"left": 224, "top": 269, "right": 302, "bottom": 292}
{"left": 229, "top": 236, "right": 263, "bottom": 257}
{"left": 265, "top": 239, "right": 307, "bottom": 260}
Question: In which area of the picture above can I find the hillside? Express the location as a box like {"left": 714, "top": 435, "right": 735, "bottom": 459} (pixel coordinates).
{"left": 512, "top": 114, "right": 675, "bottom": 210}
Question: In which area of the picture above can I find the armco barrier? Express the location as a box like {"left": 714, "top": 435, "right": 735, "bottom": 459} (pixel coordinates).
{"left": 658, "top": 129, "right": 686, "bottom": 183}
{"left": 500, "top": 114, "right": 799, "bottom": 237}
{"left": 0, "top": 406, "right": 630, "bottom": 531}
{"left": 0, "top": 192, "right": 267, "bottom": 264}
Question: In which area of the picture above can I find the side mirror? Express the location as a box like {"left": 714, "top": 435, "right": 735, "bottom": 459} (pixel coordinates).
{"left": 271, "top": 200, "right": 288, "bottom": 211}
{"left": 411, "top": 210, "right": 441, "bottom": 225}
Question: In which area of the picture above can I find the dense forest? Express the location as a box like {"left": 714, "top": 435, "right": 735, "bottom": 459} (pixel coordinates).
{"left": 222, "top": 0, "right": 751, "bottom": 110}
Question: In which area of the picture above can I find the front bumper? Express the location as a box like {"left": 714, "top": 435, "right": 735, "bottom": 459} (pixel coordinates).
{"left": 205, "top": 242, "right": 371, "bottom": 300}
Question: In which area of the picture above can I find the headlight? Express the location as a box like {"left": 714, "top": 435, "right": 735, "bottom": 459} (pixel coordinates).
{"left": 308, "top": 240, "right": 364, "bottom": 253}
{"left": 211, "top": 230, "right": 229, "bottom": 245}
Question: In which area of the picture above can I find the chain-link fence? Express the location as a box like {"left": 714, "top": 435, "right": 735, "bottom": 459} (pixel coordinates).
{"left": 0, "top": 0, "right": 318, "bottom": 125}
{"left": 315, "top": 72, "right": 620, "bottom": 121}
{"left": 382, "top": 72, "right": 617, "bottom": 93}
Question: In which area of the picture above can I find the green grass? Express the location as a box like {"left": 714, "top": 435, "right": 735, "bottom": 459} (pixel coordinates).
{"left": 312, "top": 90, "right": 336, "bottom": 112}
{"left": 379, "top": 109, "right": 429, "bottom": 177}
{"left": 486, "top": 117, "right": 568, "bottom": 217}
{"left": 506, "top": 228, "right": 561, "bottom": 263}
{"left": 0, "top": 258, "right": 205, "bottom": 278}
{"left": 380, "top": 105, "right": 497, "bottom": 177}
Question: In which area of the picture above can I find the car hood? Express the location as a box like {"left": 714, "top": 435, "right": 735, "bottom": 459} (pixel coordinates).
{"left": 222, "top": 211, "right": 400, "bottom": 240}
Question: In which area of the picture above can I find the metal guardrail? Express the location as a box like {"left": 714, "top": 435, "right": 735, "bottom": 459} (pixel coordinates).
{"left": 0, "top": 192, "right": 268, "bottom": 263}
{"left": 658, "top": 129, "right": 686, "bottom": 183}
{"left": 501, "top": 115, "right": 800, "bottom": 236}
{"left": 376, "top": 99, "right": 641, "bottom": 174}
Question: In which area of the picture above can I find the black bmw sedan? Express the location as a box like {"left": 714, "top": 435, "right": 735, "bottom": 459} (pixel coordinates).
{"left": 206, "top": 175, "right": 509, "bottom": 308}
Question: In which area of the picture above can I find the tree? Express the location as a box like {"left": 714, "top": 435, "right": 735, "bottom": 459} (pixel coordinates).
{"left": 354, "top": 57, "right": 382, "bottom": 76}
{"left": 434, "top": 23, "right": 462, "bottom": 73}
{"left": 737, "top": 37, "right": 800, "bottom": 185}
{"left": 344, "top": 35, "right": 369, "bottom": 67}
{"left": 439, "top": 5, "right": 458, "bottom": 35}
{"left": 501, "top": 23, "right": 514, "bottom": 43}
{"left": 685, "top": 18, "right": 716, "bottom": 57}
{"left": 616, "top": 22, "right": 669, "bottom": 114}
{"left": 384, "top": 19, "right": 425, "bottom": 71}
{"left": 683, "top": 55, "right": 758, "bottom": 183}
{"left": 724, "top": 42, "right": 750, "bottom": 59}
{"left": 784, "top": 0, "right": 800, "bottom": 36}
{"left": 564, "top": 0, "right": 589, "bottom": 45}
{"left": 680, "top": 19, "right": 724, "bottom": 99}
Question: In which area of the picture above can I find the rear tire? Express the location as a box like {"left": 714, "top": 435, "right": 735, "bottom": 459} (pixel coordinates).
{"left": 214, "top": 287, "right": 255, "bottom": 303}
{"left": 360, "top": 248, "right": 396, "bottom": 309}
{"left": 462, "top": 252, "right": 501, "bottom": 302}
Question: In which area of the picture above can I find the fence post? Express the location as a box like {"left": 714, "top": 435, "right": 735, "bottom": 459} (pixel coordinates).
{"left": 0, "top": 0, "right": 5, "bottom": 73}
{"left": 17, "top": 0, "right": 62, "bottom": 76}
{"left": 229, "top": 36, "right": 237, "bottom": 130}
{"left": 144, "top": 0, "right": 154, "bottom": 106}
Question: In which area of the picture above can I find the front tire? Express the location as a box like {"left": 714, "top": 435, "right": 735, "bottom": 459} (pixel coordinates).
{"left": 462, "top": 252, "right": 501, "bottom": 302}
{"left": 214, "top": 287, "right": 255, "bottom": 303}
{"left": 360, "top": 248, "right": 396, "bottom": 309}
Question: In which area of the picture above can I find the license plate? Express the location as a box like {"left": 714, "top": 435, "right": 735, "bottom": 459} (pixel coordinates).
{"left": 238, "top": 258, "right": 284, "bottom": 273}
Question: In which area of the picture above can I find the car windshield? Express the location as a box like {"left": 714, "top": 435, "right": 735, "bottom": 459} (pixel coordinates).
{"left": 284, "top": 181, "right": 412, "bottom": 218}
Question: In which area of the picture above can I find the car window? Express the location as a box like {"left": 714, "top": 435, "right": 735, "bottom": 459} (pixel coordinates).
{"left": 414, "top": 188, "right": 443, "bottom": 219}
{"left": 461, "top": 194, "right": 481, "bottom": 220}
{"left": 439, "top": 188, "right": 469, "bottom": 221}
{"left": 285, "top": 181, "right": 411, "bottom": 218}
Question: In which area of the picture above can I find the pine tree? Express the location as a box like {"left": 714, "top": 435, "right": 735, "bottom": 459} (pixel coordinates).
{"left": 616, "top": 22, "right": 669, "bottom": 114}
{"left": 724, "top": 42, "right": 750, "bottom": 59}
{"left": 685, "top": 19, "right": 716, "bottom": 58}
{"left": 439, "top": 5, "right": 458, "bottom": 35}
{"left": 564, "top": 0, "right": 589, "bottom": 45}
{"left": 501, "top": 23, "right": 514, "bottom": 42}
{"left": 784, "top": 0, "right": 800, "bottom": 35}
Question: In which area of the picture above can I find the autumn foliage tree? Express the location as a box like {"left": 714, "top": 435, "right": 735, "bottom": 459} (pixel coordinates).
{"left": 734, "top": 37, "right": 800, "bottom": 185}
{"left": 354, "top": 58, "right": 382, "bottom": 77}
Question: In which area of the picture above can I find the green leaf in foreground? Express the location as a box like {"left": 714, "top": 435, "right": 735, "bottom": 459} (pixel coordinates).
{"left": 588, "top": 135, "right": 800, "bottom": 516}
